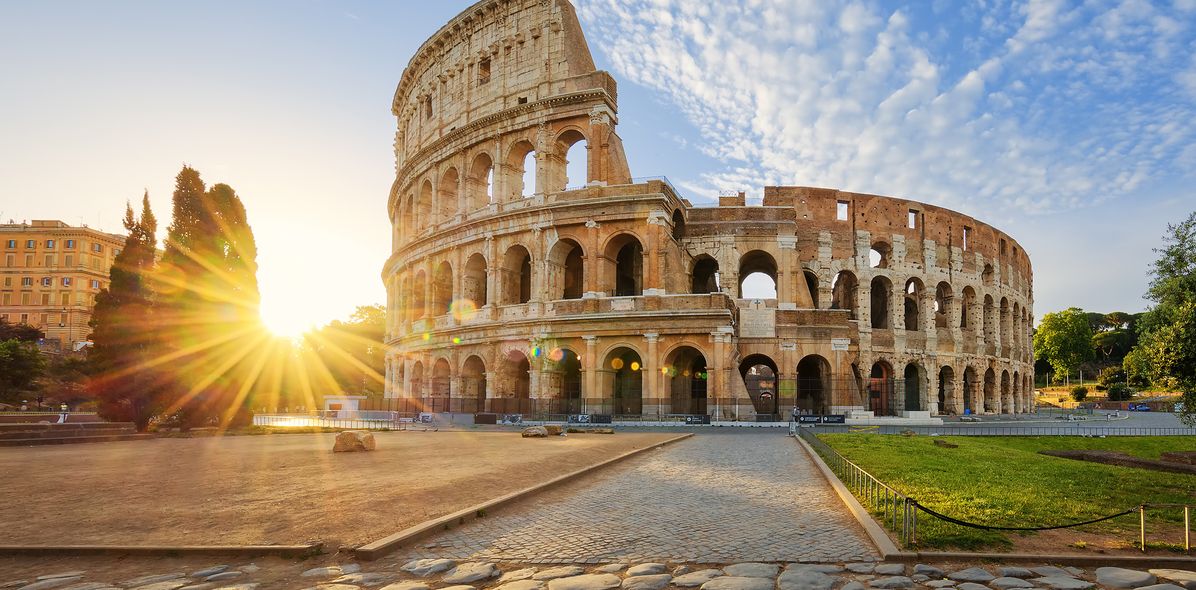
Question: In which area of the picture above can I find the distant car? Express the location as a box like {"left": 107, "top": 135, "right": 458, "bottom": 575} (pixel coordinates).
{"left": 1129, "top": 404, "right": 1151, "bottom": 411}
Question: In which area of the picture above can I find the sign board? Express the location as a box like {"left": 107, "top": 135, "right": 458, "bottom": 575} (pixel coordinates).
{"left": 798, "top": 415, "right": 822, "bottom": 424}
{"left": 610, "top": 298, "right": 634, "bottom": 311}
{"left": 500, "top": 414, "right": 523, "bottom": 425}
{"left": 831, "top": 338, "right": 851, "bottom": 351}
{"left": 740, "top": 307, "right": 776, "bottom": 338}
{"left": 684, "top": 415, "right": 711, "bottom": 425}
{"left": 417, "top": 412, "right": 434, "bottom": 424}
{"left": 567, "top": 414, "right": 612, "bottom": 424}
{"left": 822, "top": 414, "right": 847, "bottom": 424}
{"left": 473, "top": 413, "right": 497, "bottom": 425}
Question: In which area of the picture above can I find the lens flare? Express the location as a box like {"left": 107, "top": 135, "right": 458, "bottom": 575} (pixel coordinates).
{"left": 422, "top": 332, "right": 431, "bottom": 341}
{"left": 610, "top": 358, "right": 624, "bottom": 370}
{"left": 450, "top": 298, "right": 478, "bottom": 322}
{"left": 548, "top": 348, "right": 565, "bottom": 362}
{"left": 452, "top": 336, "right": 461, "bottom": 344}
{"left": 630, "top": 361, "right": 641, "bottom": 371}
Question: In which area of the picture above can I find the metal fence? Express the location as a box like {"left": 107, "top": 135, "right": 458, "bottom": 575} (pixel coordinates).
{"left": 813, "top": 424, "right": 1196, "bottom": 436}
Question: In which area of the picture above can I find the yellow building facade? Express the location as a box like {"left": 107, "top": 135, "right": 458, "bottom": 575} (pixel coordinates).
{"left": 0, "top": 220, "right": 125, "bottom": 351}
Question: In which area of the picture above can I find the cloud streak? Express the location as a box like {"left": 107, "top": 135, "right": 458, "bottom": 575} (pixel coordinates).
{"left": 578, "top": 0, "right": 1196, "bottom": 217}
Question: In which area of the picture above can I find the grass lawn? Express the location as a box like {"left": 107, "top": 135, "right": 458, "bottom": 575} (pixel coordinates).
{"left": 818, "top": 434, "right": 1196, "bottom": 551}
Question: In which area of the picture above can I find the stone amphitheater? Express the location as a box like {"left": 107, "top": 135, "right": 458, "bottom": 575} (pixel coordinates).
{"left": 381, "top": 0, "right": 1034, "bottom": 420}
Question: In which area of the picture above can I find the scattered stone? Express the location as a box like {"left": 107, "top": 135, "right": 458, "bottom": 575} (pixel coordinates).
{"left": 700, "top": 577, "right": 772, "bottom": 590}
{"left": 379, "top": 583, "right": 430, "bottom": 590}
{"left": 497, "top": 581, "right": 544, "bottom": 590}
{"left": 672, "top": 570, "right": 725, "bottom": 588}
{"left": 443, "top": 564, "right": 500, "bottom": 585}
{"left": 1, "top": 583, "right": 28, "bottom": 590}
{"left": 847, "top": 564, "right": 876, "bottom": 574}
{"left": 521, "top": 426, "right": 549, "bottom": 438}
{"left": 544, "top": 425, "right": 563, "bottom": 435}
{"left": 625, "top": 565, "right": 667, "bottom": 578}
{"left": 1096, "top": 568, "right": 1156, "bottom": 590}
{"left": 843, "top": 583, "right": 866, "bottom": 590}
{"left": 722, "top": 565, "right": 779, "bottom": 579}
{"left": 875, "top": 565, "right": 905, "bottom": 576}
{"left": 128, "top": 583, "right": 187, "bottom": 590}
{"left": 621, "top": 575, "right": 671, "bottom": 590}
{"left": 438, "top": 586, "right": 475, "bottom": 590}
{"left": 673, "top": 567, "right": 692, "bottom": 577}
{"left": 1064, "top": 568, "right": 1085, "bottom": 578}
{"left": 203, "top": 573, "right": 242, "bottom": 584}
{"left": 534, "top": 567, "right": 586, "bottom": 581}
{"left": 499, "top": 570, "right": 539, "bottom": 583}
{"left": 1030, "top": 578, "right": 1094, "bottom": 590}
{"left": 924, "top": 581, "right": 955, "bottom": 588}
{"left": 122, "top": 575, "right": 186, "bottom": 588}
{"left": 997, "top": 569, "right": 1033, "bottom": 580}
{"left": 1133, "top": 585, "right": 1186, "bottom": 590}
{"left": 777, "top": 569, "right": 836, "bottom": 590}
{"left": 1150, "top": 570, "right": 1196, "bottom": 590}
{"left": 948, "top": 569, "right": 995, "bottom": 583}
{"left": 857, "top": 576, "right": 875, "bottom": 582}
{"left": 58, "top": 584, "right": 111, "bottom": 590}
{"left": 595, "top": 566, "right": 627, "bottom": 575}
{"left": 957, "top": 584, "right": 989, "bottom": 590}
{"left": 911, "top": 575, "right": 929, "bottom": 583}
{"left": 36, "top": 574, "right": 85, "bottom": 582}
{"left": 869, "top": 577, "right": 914, "bottom": 589}
{"left": 238, "top": 566, "right": 259, "bottom": 575}
{"left": 914, "top": 565, "right": 945, "bottom": 578}
{"left": 789, "top": 565, "right": 844, "bottom": 575}
{"left": 399, "top": 560, "right": 454, "bottom": 578}
{"left": 191, "top": 567, "right": 229, "bottom": 579}
{"left": 333, "top": 430, "right": 376, "bottom": 452}
{"left": 331, "top": 573, "right": 393, "bottom": 586}
{"left": 546, "top": 574, "right": 621, "bottom": 590}
{"left": 1031, "top": 568, "right": 1074, "bottom": 580}
{"left": 990, "top": 578, "right": 1034, "bottom": 589}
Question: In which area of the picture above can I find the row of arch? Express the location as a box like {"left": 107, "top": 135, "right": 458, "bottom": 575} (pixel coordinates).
{"left": 395, "top": 129, "right": 590, "bottom": 245}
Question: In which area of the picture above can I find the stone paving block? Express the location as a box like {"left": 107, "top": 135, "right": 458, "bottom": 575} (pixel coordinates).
{"left": 534, "top": 568, "right": 586, "bottom": 581}
{"left": 700, "top": 577, "right": 774, "bottom": 590}
{"left": 620, "top": 575, "right": 671, "bottom": 590}
{"left": 545, "top": 574, "right": 621, "bottom": 590}
{"left": 1150, "top": 570, "right": 1196, "bottom": 590}
{"left": 672, "top": 570, "right": 725, "bottom": 588}
{"left": 1096, "top": 568, "right": 1156, "bottom": 590}
{"left": 722, "top": 564, "right": 778, "bottom": 579}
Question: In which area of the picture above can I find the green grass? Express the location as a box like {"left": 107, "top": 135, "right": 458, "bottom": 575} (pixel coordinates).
{"left": 818, "top": 434, "right": 1196, "bottom": 550}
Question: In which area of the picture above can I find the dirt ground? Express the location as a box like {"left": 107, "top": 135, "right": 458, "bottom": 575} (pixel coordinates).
{"left": 0, "top": 430, "right": 676, "bottom": 547}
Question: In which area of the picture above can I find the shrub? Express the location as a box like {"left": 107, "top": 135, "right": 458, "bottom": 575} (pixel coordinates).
{"left": 1107, "top": 383, "right": 1133, "bottom": 401}
{"left": 1098, "top": 366, "right": 1127, "bottom": 387}
{"left": 1071, "top": 386, "right": 1089, "bottom": 402}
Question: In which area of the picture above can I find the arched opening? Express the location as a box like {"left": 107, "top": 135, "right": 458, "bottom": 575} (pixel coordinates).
{"left": 904, "top": 278, "right": 923, "bottom": 331}
{"left": 410, "top": 361, "right": 424, "bottom": 398}
{"left": 462, "top": 253, "right": 488, "bottom": 310}
{"left": 462, "top": 355, "right": 487, "bottom": 409}
{"left": 935, "top": 282, "right": 953, "bottom": 328}
{"left": 411, "top": 271, "right": 427, "bottom": 320}
{"left": 960, "top": 286, "right": 976, "bottom": 329}
{"left": 1001, "top": 369, "right": 1011, "bottom": 415}
{"left": 418, "top": 180, "right": 433, "bottom": 227}
{"left": 604, "top": 234, "right": 643, "bottom": 296}
{"left": 671, "top": 210, "right": 686, "bottom": 241}
{"left": 548, "top": 348, "right": 582, "bottom": 413}
{"left": 605, "top": 347, "right": 643, "bottom": 415}
{"left": 500, "top": 245, "right": 532, "bottom": 305}
{"left": 431, "top": 358, "right": 451, "bottom": 398}
{"left": 437, "top": 167, "right": 459, "bottom": 222}
{"left": 982, "top": 263, "right": 994, "bottom": 286}
{"left": 507, "top": 140, "right": 536, "bottom": 200}
{"left": 1012, "top": 370, "right": 1021, "bottom": 413}
{"left": 495, "top": 349, "right": 531, "bottom": 413}
{"left": 903, "top": 363, "right": 923, "bottom": 411}
{"left": 432, "top": 261, "right": 453, "bottom": 317}
{"left": 870, "top": 242, "right": 891, "bottom": 268}
{"left": 870, "top": 276, "right": 892, "bottom": 329}
{"left": 468, "top": 153, "right": 494, "bottom": 209}
{"left": 738, "top": 250, "right": 778, "bottom": 299}
{"left": 983, "top": 367, "right": 997, "bottom": 413}
{"left": 664, "top": 346, "right": 707, "bottom": 415}
{"left": 796, "top": 355, "right": 831, "bottom": 414}
{"left": 938, "top": 366, "right": 955, "bottom": 414}
{"left": 1000, "top": 297, "right": 1011, "bottom": 348}
{"left": 739, "top": 354, "right": 779, "bottom": 418}
{"left": 831, "top": 271, "right": 859, "bottom": 319}
{"left": 548, "top": 239, "right": 584, "bottom": 300}
{"left": 691, "top": 256, "right": 720, "bottom": 294}
{"left": 868, "top": 361, "right": 894, "bottom": 416}
{"left": 557, "top": 129, "right": 588, "bottom": 190}
{"left": 802, "top": 270, "right": 820, "bottom": 308}
{"left": 963, "top": 366, "right": 978, "bottom": 414}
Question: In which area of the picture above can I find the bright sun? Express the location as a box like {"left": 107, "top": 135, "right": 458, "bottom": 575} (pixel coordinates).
{"left": 261, "top": 306, "right": 317, "bottom": 338}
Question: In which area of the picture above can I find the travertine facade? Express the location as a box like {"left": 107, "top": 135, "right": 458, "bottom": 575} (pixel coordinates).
{"left": 382, "top": 0, "right": 1034, "bottom": 418}
{"left": 1, "top": 220, "right": 124, "bottom": 351}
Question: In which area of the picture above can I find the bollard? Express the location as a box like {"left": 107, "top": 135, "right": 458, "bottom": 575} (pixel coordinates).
{"left": 1140, "top": 505, "right": 1146, "bottom": 553}
{"left": 1186, "top": 506, "right": 1190, "bottom": 553}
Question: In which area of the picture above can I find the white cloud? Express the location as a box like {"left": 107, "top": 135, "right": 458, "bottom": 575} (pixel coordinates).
{"left": 577, "top": 0, "right": 1196, "bottom": 218}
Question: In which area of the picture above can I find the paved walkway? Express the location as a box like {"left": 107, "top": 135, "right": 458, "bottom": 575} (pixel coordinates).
{"left": 401, "top": 432, "right": 878, "bottom": 563}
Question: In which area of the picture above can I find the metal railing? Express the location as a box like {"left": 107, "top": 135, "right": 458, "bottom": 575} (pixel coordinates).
{"left": 814, "top": 424, "right": 1196, "bottom": 436}
{"left": 798, "top": 428, "right": 920, "bottom": 545}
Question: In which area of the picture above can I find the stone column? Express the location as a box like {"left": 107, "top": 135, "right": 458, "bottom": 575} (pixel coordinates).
{"left": 926, "top": 365, "right": 938, "bottom": 415}
{"left": 643, "top": 333, "right": 660, "bottom": 415}
{"left": 777, "top": 236, "right": 796, "bottom": 309}
{"left": 711, "top": 332, "right": 726, "bottom": 418}
{"left": 583, "top": 335, "right": 598, "bottom": 400}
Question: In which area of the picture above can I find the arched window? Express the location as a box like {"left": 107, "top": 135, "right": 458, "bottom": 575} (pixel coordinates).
{"left": 507, "top": 141, "right": 536, "bottom": 200}
{"left": 548, "top": 239, "right": 584, "bottom": 300}
{"left": 903, "top": 278, "right": 923, "bottom": 331}
{"left": 501, "top": 245, "right": 532, "bottom": 305}
{"left": 802, "top": 270, "right": 820, "bottom": 309}
{"left": 960, "top": 286, "right": 977, "bottom": 329}
{"left": 410, "top": 361, "right": 424, "bottom": 397}
{"left": 739, "top": 354, "right": 779, "bottom": 418}
{"left": 432, "top": 261, "right": 453, "bottom": 316}
{"left": 903, "top": 363, "right": 923, "bottom": 411}
{"left": 738, "top": 250, "right": 778, "bottom": 299}
{"left": 663, "top": 346, "right": 707, "bottom": 415}
{"left": 462, "top": 253, "right": 488, "bottom": 309}
{"left": 557, "top": 129, "right": 588, "bottom": 190}
{"left": 671, "top": 210, "right": 686, "bottom": 241}
{"left": 495, "top": 350, "right": 531, "bottom": 413}
{"left": 938, "top": 366, "right": 955, "bottom": 414}
{"left": 935, "top": 282, "right": 953, "bottom": 328}
{"left": 870, "top": 276, "right": 892, "bottom": 329}
{"left": 604, "top": 234, "right": 643, "bottom": 296}
{"left": 431, "top": 358, "right": 451, "bottom": 397}
{"left": 796, "top": 355, "right": 831, "bottom": 414}
{"left": 411, "top": 271, "right": 427, "bottom": 320}
{"left": 546, "top": 348, "right": 583, "bottom": 410}
{"left": 606, "top": 347, "right": 643, "bottom": 415}
{"left": 691, "top": 256, "right": 719, "bottom": 294}
{"left": 468, "top": 153, "right": 494, "bottom": 210}
{"left": 831, "top": 271, "right": 858, "bottom": 319}
{"left": 462, "top": 355, "right": 487, "bottom": 406}
{"left": 983, "top": 368, "right": 997, "bottom": 413}
{"left": 418, "top": 180, "right": 433, "bottom": 227}
{"left": 983, "top": 294, "right": 996, "bottom": 346}
{"left": 868, "top": 361, "right": 894, "bottom": 416}
{"left": 437, "top": 168, "right": 459, "bottom": 222}
{"left": 870, "top": 242, "right": 891, "bottom": 268}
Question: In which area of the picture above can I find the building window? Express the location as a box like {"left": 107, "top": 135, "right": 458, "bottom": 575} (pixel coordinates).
{"left": 62, "top": 277, "right": 72, "bottom": 287}
{"left": 423, "top": 96, "right": 433, "bottom": 120}
{"left": 20, "top": 313, "right": 28, "bottom": 323}
{"left": 41, "top": 277, "right": 51, "bottom": 287}
{"left": 26, "top": 240, "right": 35, "bottom": 248}
{"left": 65, "top": 254, "right": 73, "bottom": 266}
{"left": 21, "top": 277, "right": 32, "bottom": 287}
{"left": 41, "top": 293, "right": 49, "bottom": 305}
{"left": 46, "top": 239, "right": 55, "bottom": 248}
{"left": 66, "top": 239, "right": 75, "bottom": 249}
{"left": 92, "top": 243, "right": 103, "bottom": 253}
{"left": 908, "top": 209, "right": 918, "bottom": 229}
{"left": 963, "top": 226, "right": 972, "bottom": 251}
{"left": 44, "top": 255, "right": 53, "bottom": 267}
{"left": 24, "top": 254, "right": 32, "bottom": 267}
{"left": 5, "top": 240, "right": 13, "bottom": 248}
{"left": 478, "top": 58, "right": 491, "bottom": 85}
{"left": 60, "top": 293, "right": 68, "bottom": 305}
{"left": 836, "top": 200, "right": 849, "bottom": 221}
{"left": 4, "top": 254, "right": 11, "bottom": 267}
{"left": 91, "top": 280, "right": 101, "bottom": 289}
{"left": 114, "top": 248, "right": 121, "bottom": 256}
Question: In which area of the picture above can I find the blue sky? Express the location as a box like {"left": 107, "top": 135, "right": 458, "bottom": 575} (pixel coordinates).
{"left": 1, "top": 0, "right": 1193, "bottom": 332}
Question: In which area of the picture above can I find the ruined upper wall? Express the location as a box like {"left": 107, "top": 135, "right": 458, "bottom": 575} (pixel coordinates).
{"left": 392, "top": 0, "right": 617, "bottom": 172}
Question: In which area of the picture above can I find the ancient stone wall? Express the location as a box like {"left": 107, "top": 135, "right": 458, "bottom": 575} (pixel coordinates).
{"left": 382, "top": 0, "right": 1034, "bottom": 417}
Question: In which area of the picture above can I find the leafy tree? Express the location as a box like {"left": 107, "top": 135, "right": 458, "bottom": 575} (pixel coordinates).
{"left": 1070, "top": 385, "right": 1088, "bottom": 402}
{"left": 0, "top": 319, "right": 43, "bottom": 342}
{"left": 1132, "top": 211, "right": 1196, "bottom": 424}
{"left": 1085, "top": 312, "right": 1111, "bottom": 333}
{"left": 1032, "top": 307, "right": 1094, "bottom": 380}
{"left": 88, "top": 195, "right": 161, "bottom": 430}
{"left": 0, "top": 339, "right": 46, "bottom": 402}
{"left": 303, "top": 305, "right": 386, "bottom": 396}
{"left": 1122, "top": 346, "right": 1152, "bottom": 388}
{"left": 155, "top": 167, "right": 262, "bottom": 428}
{"left": 1097, "top": 366, "right": 1126, "bottom": 387}
{"left": 1105, "top": 311, "right": 1133, "bottom": 331}
{"left": 1107, "top": 383, "right": 1133, "bottom": 402}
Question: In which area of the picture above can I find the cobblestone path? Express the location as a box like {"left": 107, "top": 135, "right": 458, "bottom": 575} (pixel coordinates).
{"left": 401, "top": 432, "right": 878, "bottom": 563}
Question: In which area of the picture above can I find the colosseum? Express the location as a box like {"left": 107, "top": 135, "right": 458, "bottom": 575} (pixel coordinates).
{"left": 381, "top": 0, "right": 1035, "bottom": 421}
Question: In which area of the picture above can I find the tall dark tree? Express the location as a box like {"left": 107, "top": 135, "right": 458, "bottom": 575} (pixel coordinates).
{"left": 0, "top": 319, "right": 43, "bottom": 342}
{"left": 88, "top": 194, "right": 161, "bottom": 430}
{"left": 155, "top": 167, "right": 263, "bottom": 428}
